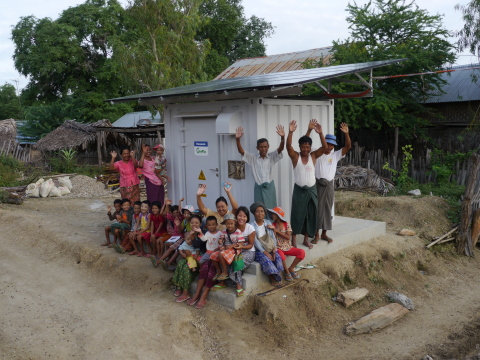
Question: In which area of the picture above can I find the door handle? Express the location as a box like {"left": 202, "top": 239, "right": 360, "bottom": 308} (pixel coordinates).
{"left": 209, "top": 168, "right": 218, "bottom": 171}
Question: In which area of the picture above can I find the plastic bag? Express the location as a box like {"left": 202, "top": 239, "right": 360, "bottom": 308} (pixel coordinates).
{"left": 48, "top": 186, "right": 61, "bottom": 197}
{"left": 40, "top": 179, "right": 54, "bottom": 197}
{"left": 58, "top": 176, "right": 73, "bottom": 190}
{"left": 35, "top": 178, "right": 45, "bottom": 186}
{"left": 26, "top": 183, "right": 40, "bottom": 198}
{"left": 58, "top": 186, "right": 71, "bottom": 196}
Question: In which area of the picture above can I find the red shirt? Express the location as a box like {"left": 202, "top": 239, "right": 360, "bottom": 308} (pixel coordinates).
{"left": 151, "top": 213, "right": 166, "bottom": 234}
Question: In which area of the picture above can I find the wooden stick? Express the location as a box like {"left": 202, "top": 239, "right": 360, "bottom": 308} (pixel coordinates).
{"left": 256, "top": 279, "right": 309, "bottom": 297}
{"left": 436, "top": 237, "right": 455, "bottom": 245}
{"left": 426, "top": 227, "right": 458, "bottom": 248}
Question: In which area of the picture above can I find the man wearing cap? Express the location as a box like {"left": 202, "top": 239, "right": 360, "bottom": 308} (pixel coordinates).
{"left": 305, "top": 121, "right": 351, "bottom": 243}
{"left": 235, "top": 125, "right": 285, "bottom": 210}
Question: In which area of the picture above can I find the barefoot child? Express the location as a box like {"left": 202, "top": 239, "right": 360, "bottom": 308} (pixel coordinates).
{"left": 120, "top": 201, "right": 141, "bottom": 253}
{"left": 209, "top": 213, "right": 245, "bottom": 286}
{"left": 156, "top": 198, "right": 185, "bottom": 270}
{"left": 102, "top": 199, "right": 122, "bottom": 246}
{"left": 268, "top": 207, "right": 305, "bottom": 281}
{"left": 129, "top": 201, "right": 151, "bottom": 256}
{"left": 197, "top": 216, "right": 221, "bottom": 264}
{"left": 111, "top": 199, "right": 134, "bottom": 252}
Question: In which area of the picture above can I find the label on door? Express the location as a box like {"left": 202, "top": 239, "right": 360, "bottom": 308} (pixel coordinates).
{"left": 194, "top": 141, "right": 208, "bottom": 156}
{"left": 198, "top": 170, "right": 206, "bottom": 180}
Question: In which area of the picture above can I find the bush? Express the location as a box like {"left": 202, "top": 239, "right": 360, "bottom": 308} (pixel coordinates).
{"left": 0, "top": 154, "right": 23, "bottom": 187}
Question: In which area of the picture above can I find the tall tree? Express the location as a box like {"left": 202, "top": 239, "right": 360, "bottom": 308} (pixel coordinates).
{"left": 456, "top": 0, "right": 480, "bottom": 57}
{"left": 198, "top": 0, "right": 274, "bottom": 79}
{"left": 304, "top": 0, "right": 456, "bottom": 139}
{"left": 0, "top": 83, "right": 22, "bottom": 120}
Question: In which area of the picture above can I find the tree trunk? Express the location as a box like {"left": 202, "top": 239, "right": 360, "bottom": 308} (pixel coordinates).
{"left": 471, "top": 209, "right": 480, "bottom": 248}
{"left": 456, "top": 153, "right": 480, "bottom": 256}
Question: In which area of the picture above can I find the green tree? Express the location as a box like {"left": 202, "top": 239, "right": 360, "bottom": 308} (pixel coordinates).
{"left": 304, "top": 0, "right": 456, "bottom": 139}
{"left": 198, "top": 0, "right": 274, "bottom": 79}
{"left": 0, "top": 83, "right": 21, "bottom": 120}
{"left": 456, "top": 0, "right": 480, "bottom": 57}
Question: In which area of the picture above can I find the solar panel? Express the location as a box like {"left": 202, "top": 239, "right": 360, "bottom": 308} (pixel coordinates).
{"left": 107, "top": 58, "right": 406, "bottom": 103}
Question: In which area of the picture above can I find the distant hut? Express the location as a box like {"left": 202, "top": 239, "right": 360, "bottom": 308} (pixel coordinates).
{"left": 34, "top": 119, "right": 130, "bottom": 166}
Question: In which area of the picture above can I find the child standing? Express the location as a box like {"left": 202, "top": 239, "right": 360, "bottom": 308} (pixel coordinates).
{"left": 149, "top": 201, "right": 166, "bottom": 266}
{"left": 102, "top": 199, "right": 122, "bottom": 246}
{"left": 197, "top": 216, "right": 221, "bottom": 264}
{"left": 209, "top": 213, "right": 245, "bottom": 285}
{"left": 268, "top": 207, "right": 305, "bottom": 281}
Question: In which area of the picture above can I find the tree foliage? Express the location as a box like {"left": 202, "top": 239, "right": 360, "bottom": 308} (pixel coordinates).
{"left": 304, "top": 0, "right": 456, "bottom": 139}
{"left": 0, "top": 84, "right": 21, "bottom": 120}
{"left": 456, "top": 0, "right": 480, "bottom": 57}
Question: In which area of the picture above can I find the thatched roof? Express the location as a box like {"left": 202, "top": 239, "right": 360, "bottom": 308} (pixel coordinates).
{"left": 0, "top": 119, "right": 17, "bottom": 144}
{"left": 34, "top": 119, "right": 130, "bottom": 151}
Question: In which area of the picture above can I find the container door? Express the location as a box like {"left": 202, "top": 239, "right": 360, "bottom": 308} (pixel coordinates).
{"left": 183, "top": 118, "right": 221, "bottom": 207}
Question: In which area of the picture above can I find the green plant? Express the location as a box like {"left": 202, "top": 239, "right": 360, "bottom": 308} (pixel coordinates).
{"left": 429, "top": 148, "right": 473, "bottom": 184}
{"left": 60, "top": 148, "right": 77, "bottom": 173}
{"left": 0, "top": 154, "right": 23, "bottom": 187}
{"left": 383, "top": 145, "right": 414, "bottom": 187}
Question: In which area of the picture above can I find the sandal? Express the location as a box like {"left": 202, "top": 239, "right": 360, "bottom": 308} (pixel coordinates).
{"left": 217, "top": 275, "right": 229, "bottom": 281}
{"left": 290, "top": 271, "right": 300, "bottom": 279}
{"left": 186, "top": 298, "right": 198, "bottom": 306}
{"left": 270, "top": 281, "right": 282, "bottom": 287}
{"left": 236, "top": 289, "right": 244, "bottom": 297}
{"left": 174, "top": 289, "right": 183, "bottom": 297}
{"left": 167, "top": 266, "right": 176, "bottom": 272}
{"left": 284, "top": 273, "right": 293, "bottom": 282}
{"left": 151, "top": 257, "right": 158, "bottom": 267}
{"left": 321, "top": 236, "right": 333, "bottom": 243}
{"left": 158, "top": 260, "right": 168, "bottom": 271}
{"left": 195, "top": 300, "right": 207, "bottom": 309}
{"left": 129, "top": 251, "right": 139, "bottom": 256}
{"left": 137, "top": 252, "right": 145, "bottom": 257}
{"left": 212, "top": 274, "right": 220, "bottom": 281}
{"left": 311, "top": 239, "right": 319, "bottom": 244}
{"left": 211, "top": 284, "right": 227, "bottom": 291}
{"left": 143, "top": 254, "right": 151, "bottom": 258}
{"left": 175, "top": 295, "right": 190, "bottom": 303}
{"left": 112, "top": 243, "right": 122, "bottom": 253}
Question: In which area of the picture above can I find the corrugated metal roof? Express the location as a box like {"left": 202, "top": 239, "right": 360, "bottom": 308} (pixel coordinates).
{"left": 214, "top": 47, "right": 333, "bottom": 80}
{"left": 112, "top": 111, "right": 161, "bottom": 127}
{"left": 424, "top": 64, "right": 480, "bottom": 103}
{"left": 107, "top": 58, "right": 406, "bottom": 103}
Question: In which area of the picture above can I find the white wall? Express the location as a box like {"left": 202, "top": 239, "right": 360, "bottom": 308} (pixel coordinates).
{"left": 164, "top": 97, "right": 334, "bottom": 220}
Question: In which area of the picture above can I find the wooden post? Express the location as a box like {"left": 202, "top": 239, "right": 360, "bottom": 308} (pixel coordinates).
{"left": 393, "top": 127, "right": 399, "bottom": 159}
{"left": 97, "top": 132, "right": 102, "bottom": 169}
{"left": 156, "top": 130, "right": 162, "bottom": 146}
{"left": 456, "top": 153, "right": 480, "bottom": 256}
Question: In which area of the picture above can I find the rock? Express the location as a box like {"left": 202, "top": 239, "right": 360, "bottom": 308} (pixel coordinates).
{"left": 345, "top": 303, "right": 409, "bottom": 335}
{"left": 422, "top": 356, "right": 433, "bottom": 360}
{"left": 336, "top": 287, "right": 369, "bottom": 308}
{"left": 398, "top": 228, "right": 416, "bottom": 236}
{"left": 386, "top": 291, "right": 415, "bottom": 310}
{"left": 408, "top": 189, "right": 421, "bottom": 196}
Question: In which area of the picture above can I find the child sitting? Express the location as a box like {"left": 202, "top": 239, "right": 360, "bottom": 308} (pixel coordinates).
{"left": 129, "top": 200, "right": 151, "bottom": 257}
{"left": 102, "top": 199, "right": 122, "bottom": 246}
{"left": 111, "top": 199, "right": 134, "bottom": 253}
{"left": 180, "top": 204, "right": 194, "bottom": 233}
{"left": 153, "top": 144, "right": 171, "bottom": 185}
{"left": 209, "top": 213, "right": 245, "bottom": 285}
{"left": 149, "top": 201, "right": 166, "bottom": 266}
{"left": 119, "top": 200, "right": 141, "bottom": 253}
{"left": 268, "top": 207, "right": 305, "bottom": 281}
{"left": 197, "top": 216, "right": 221, "bottom": 264}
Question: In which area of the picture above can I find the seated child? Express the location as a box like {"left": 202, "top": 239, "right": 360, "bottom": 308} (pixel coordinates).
{"left": 149, "top": 201, "right": 166, "bottom": 266}
{"left": 102, "top": 199, "right": 122, "bottom": 246}
{"left": 268, "top": 207, "right": 305, "bottom": 281}
{"left": 111, "top": 199, "right": 134, "bottom": 252}
{"left": 129, "top": 200, "right": 151, "bottom": 257}
{"left": 180, "top": 204, "right": 194, "bottom": 233}
{"left": 197, "top": 216, "right": 221, "bottom": 264}
{"left": 209, "top": 213, "right": 245, "bottom": 283}
{"left": 119, "top": 200, "right": 141, "bottom": 253}
{"left": 155, "top": 198, "right": 184, "bottom": 270}
{"left": 153, "top": 144, "right": 171, "bottom": 185}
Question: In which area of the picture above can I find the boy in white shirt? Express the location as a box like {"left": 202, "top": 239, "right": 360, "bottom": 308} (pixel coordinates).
{"left": 196, "top": 216, "right": 222, "bottom": 264}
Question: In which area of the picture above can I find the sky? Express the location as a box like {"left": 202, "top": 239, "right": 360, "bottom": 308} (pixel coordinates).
{"left": 0, "top": 0, "right": 477, "bottom": 92}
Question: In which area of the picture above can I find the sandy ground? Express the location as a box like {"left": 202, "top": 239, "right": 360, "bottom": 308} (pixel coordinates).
{"left": 1, "top": 194, "right": 480, "bottom": 360}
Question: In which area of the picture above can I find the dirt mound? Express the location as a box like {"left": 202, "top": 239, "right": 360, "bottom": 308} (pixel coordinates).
{"left": 335, "top": 192, "right": 451, "bottom": 238}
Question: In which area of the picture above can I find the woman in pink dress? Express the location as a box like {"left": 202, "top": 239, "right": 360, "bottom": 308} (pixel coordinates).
{"left": 109, "top": 147, "right": 140, "bottom": 203}
{"left": 139, "top": 144, "right": 165, "bottom": 205}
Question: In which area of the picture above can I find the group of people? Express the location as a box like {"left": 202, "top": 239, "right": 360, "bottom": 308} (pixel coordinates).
{"left": 102, "top": 119, "right": 351, "bottom": 309}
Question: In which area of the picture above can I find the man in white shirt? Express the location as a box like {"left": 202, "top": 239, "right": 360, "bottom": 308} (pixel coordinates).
{"left": 235, "top": 125, "right": 285, "bottom": 210}
{"left": 305, "top": 122, "right": 351, "bottom": 243}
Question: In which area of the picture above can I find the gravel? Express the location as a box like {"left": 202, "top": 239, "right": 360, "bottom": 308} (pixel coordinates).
{"left": 62, "top": 175, "right": 116, "bottom": 198}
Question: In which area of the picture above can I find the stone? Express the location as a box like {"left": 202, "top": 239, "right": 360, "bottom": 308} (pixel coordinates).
{"left": 345, "top": 303, "right": 409, "bottom": 335}
{"left": 398, "top": 229, "right": 416, "bottom": 236}
{"left": 336, "top": 287, "right": 369, "bottom": 308}
{"left": 408, "top": 189, "right": 421, "bottom": 196}
{"left": 386, "top": 291, "right": 415, "bottom": 310}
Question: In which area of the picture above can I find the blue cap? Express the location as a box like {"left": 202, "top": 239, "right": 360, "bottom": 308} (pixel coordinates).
{"left": 325, "top": 134, "right": 337, "bottom": 146}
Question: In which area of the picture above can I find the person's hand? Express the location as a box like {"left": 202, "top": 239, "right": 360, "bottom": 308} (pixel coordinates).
{"left": 220, "top": 246, "right": 225, "bottom": 251}
{"left": 223, "top": 182, "right": 232, "bottom": 193}
{"left": 142, "top": 144, "right": 148, "bottom": 154}
{"left": 197, "top": 184, "right": 207, "bottom": 196}
{"left": 179, "top": 197, "right": 184, "bottom": 202}
{"left": 185, "top": 250, "right": 192, "bottom": 257}
{"left": 314, "top": 122, "right": 323, "bottom": 134}
{"left": 165, "top": 198, "right": 172, "bottom": 205}
{"left": 308, "top": 119, "right": 317, "bottom": 130}
{"left": 340, "top": 122, "right": 349, "bottom": 134}
{"left": 236, "top": 127, "right": 244, "bottom": 139}
{"left": 276, "top": 125, "right": 285, "bottom": 137}
{"left": 130, "top": 150, "right": 135, "bottom": 157}
{"left": 174, "top": 218, "right": 181, "bottom": 227}
{"left": 233, "top": 243, "right": 242, "bottom": 250}
{"left": 116, "top": 214, "right": 121, "bottom": 221}
{"left": 267, "top": 224, "right": 275, "bottom": 230}
{"left": 289, "top": 120, "right": 297, "bottom": 133}
{"left": 107, "top": 205, "right": 112, "bottom": 212}
{"left": 265, "top": 252, "right": 273, "bottom": 261}
{"left": 110, "top": 150, "right": 117, "bottom": 159}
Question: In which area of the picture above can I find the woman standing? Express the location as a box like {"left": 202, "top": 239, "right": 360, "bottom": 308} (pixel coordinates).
{"left": 139, "top": 144, "right": 165, "bottom": 205}
{"left": 109, "top": 147, "right": 140, "bottom": 204}
{"left": 250, "top": 202, "right": 284, "bottom": 287}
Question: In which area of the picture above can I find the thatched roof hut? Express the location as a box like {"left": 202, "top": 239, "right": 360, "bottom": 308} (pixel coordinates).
{"left": 0, "top": 119, "right": 17, "bottom": 145}
{"left": 34, "top": 119, "right": 129, "bottom": 152}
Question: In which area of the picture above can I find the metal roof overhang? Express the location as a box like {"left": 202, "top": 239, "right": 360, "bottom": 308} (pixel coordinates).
{"left": 106, "top": 58, "right": 407, "bottom": 105}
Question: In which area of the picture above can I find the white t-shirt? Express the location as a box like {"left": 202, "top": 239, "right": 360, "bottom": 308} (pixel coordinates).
{"left": 242, "top": 223, "right": 256, "bottom": 252}
{"left": 315, "top": 149, "right": 344, "bottom": 181}
{"left": 242, "top": 150, "right": 283, "bottom": 185}
{"left": 200, "top": 231, "right": 222, "bottom": 252}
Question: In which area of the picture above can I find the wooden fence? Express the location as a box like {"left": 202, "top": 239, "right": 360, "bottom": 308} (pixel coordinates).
{"left": 339, "top": 144, "right": 478, "bottom": 189}
{"left": 0, "top": 140, "right": 32, "bottom": 162}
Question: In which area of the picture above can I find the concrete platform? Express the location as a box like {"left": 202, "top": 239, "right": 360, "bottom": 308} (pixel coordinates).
{"left": 192, "top": 216, "right": 386, "bottom": 310}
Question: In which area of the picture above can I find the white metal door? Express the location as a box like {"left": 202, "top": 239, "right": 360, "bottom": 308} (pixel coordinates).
{"left": 184, "top": 118, "right": 221, "bottom": 206}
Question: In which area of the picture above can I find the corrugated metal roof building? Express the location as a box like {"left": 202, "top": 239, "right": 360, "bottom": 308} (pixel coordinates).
{"left": 214, "top": 47, "right": 333, "bottom": 80}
